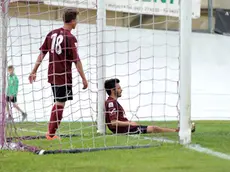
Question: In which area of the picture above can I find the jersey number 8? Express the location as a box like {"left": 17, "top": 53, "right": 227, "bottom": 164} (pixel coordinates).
{"left": 51, "top": 33, "right": 64, "bottom": 55}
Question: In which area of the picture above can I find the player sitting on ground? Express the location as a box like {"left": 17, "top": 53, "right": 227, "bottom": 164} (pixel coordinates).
{"left": 6, "top": 65, "right": 27, "bottom": 122}
{"left": 29, "top": 9, "right": 88, "bottom": 140}
{"left": 104, "top": 78, "right": 195, "bottom": 134}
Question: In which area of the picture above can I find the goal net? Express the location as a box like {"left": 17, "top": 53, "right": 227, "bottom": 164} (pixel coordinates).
{"left": 0, "top": 0, "right": 200, "bottom": 154}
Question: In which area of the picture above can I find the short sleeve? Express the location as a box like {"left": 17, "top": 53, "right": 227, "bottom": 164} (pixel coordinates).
{"left": 106, "top": 101, "right": 118, "bottom": 121}
{"left": 39, "top": 35, "right": 49, "bottom": 55}
{"left": 70, "top": 36, "right": 80, "bottom": 62}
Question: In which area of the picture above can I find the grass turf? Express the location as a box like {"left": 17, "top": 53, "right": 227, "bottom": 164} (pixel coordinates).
{"left": 1, "top": 120, "right": 230, "bottom": 172}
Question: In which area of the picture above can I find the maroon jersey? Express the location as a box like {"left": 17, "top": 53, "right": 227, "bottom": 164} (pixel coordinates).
{"left": 105, "top": 97, "right": 136, "bottom": 133}
{"left": 40, "top": 28, "right": 80, "bottom": 85}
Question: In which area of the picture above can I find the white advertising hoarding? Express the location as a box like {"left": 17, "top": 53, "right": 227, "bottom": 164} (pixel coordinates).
{"left": 44, "top": 0, "right": 201, "bottom": 19}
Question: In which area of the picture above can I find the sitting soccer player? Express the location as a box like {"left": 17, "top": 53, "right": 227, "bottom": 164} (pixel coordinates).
{"left": 104, "top": 78, "right": 195, "bottom": 134}
{"left": 6, "top": 65, "right": 27, "bottom": 122}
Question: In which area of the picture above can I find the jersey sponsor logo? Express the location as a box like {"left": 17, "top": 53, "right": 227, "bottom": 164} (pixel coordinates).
{"left": 108, "top": 102, "right": 114, "bottom": 108}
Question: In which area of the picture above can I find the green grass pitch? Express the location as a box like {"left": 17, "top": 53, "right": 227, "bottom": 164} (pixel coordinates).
{"left": 1, "top": 121, "right": 230, "bottom": 172}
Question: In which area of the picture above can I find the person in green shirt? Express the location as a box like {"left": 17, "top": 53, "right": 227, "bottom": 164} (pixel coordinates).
{"left": 6, "top": 65, "right": 27, "bottom": 122}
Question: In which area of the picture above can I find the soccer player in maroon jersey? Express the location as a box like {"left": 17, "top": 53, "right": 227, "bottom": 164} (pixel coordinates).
{"left": 104, "top": 78, "right": 195, "bottom": 134}
{"left": 29, "top": 9, "right": 88, "bottom": 140}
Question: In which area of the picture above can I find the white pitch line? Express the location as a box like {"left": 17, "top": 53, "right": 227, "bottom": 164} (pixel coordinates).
{"left": 19, "top": 128, "right": 230, "bottom": 160}
{"left": 187, "top": 144, "right": 230, "bottom": 160}
{"left": 135, "top": 135, "right": 230, "bottom": 161}
{"left": 18, "top": 128, "right": 46, "bottom": 134}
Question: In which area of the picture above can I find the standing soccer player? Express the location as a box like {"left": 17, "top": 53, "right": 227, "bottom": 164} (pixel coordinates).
{"left": 6, "top": 65, "right": 27, "bottom": 122}
{"left": 29, "top": 9, "right": 88, "bottom": 140}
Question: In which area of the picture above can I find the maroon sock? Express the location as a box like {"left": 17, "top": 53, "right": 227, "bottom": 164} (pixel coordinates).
{"left": 48, "top": 104, "right": 64, "bottom": 137}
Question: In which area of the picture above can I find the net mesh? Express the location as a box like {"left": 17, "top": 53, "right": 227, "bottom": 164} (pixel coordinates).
{"left": 3, "top": 0, "right": 185, "bottom": 154}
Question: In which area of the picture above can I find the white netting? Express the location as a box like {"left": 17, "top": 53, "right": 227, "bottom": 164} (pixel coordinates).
{"left": 3, "top": 0, "right": 197, "bottom": 152}
{"left": 9, "top": 19, "right": 180, "bottom": 122}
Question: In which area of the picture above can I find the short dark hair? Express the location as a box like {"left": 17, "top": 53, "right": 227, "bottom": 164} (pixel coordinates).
{"left": 8, "top": 65, "right": 14, "bottom": 69}
{"left": 63, "top": 8, "right": 79, "bottom": 23}
{"left": 104, "top": 78, "right": 120, "bottom": 96}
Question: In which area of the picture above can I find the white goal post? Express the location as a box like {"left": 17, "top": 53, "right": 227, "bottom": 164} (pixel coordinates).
{"left": 96, "top": 0, "right": 107, "bottom": 134}
{"left": 178, "top": 0, "right": 192, "bottom": 144}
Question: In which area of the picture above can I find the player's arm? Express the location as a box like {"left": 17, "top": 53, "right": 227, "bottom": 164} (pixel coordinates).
{"left": 14, "top": 76, "right": 19, "bottom": 96}
{"left": 111, "top": 120, "right": 138, "bottom": 127}
{"left": 107, "top": 102, "right": 138, "bottom": 127}
{"left": 29, "top": 34, "right": 48, "bottom": 83}
{"left": 31, "top": 53, "right": 46, "bottom": 74}
{"left": 29, "top": 53, "right": 46, "bottom": 83}
{"left": 74, "top": 61, "right": 87, "bottom": 88}
{"left": 71, "top": 37, "right": 88, "bottom": 89}
{"left": 111, "top": 119, "right": 138, "bottom": 127}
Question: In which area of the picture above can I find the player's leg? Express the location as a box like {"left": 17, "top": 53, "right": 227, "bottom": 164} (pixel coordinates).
{"left": 11, "top": 97, "right": 27, "bottom": 121}
{"left": 6, "top": 101, "right": 13, "bottom": 122}
{"left": 146, "top": 126, "right": 177, "bottom": 133}
{"left": 47, "top": 85, "right": 73, "bottom": 139}
{"left": 6, "top": 96, "right": 10, "bottom": 113}
{"left": 145, "top": 123, "right": 195, "bottom": 133}
{"left": 13, "top": 104, "right": 27, "bottom": 121}
{"left": 126, "top": 125, "right": 178, "bottom": 134}
{"left": 6, "top": 96, "right": 14, "bottom": 121}
{"left": 47, "top": 101, "right": 65, "bottom": 139}
{"left": 12, "top": 104, "right": 23, "bottom": 113}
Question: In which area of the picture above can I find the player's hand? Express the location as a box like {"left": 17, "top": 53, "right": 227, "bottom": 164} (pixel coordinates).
{"left": 29, "top": 72, "right": 36, "bottom": 83}
{"left": 82, "top": 79, "right": 88, "bottom": 90}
